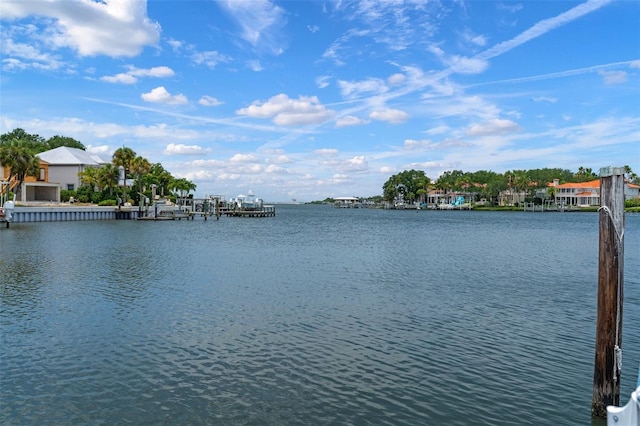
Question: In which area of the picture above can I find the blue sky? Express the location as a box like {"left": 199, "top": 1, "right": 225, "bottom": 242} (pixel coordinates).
{"left": 1, "top": 0, "right": 638, "bottom": 202}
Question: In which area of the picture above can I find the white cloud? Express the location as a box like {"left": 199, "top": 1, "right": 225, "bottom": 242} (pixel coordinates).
{"left": 387, "top": 73, "right": 406, "bottom": 85}
{"left": 531, "top": 96, "right": 558, "bottom": 103}
{"left": 0, "top": 0, "right": 160, "bottom": 57}
{"left": 164, "top": 143, "right": 210, "bottom": 155}
{"left": 465, "top": 118, "right": 521, "bottom": 136}
{"left": 266, "top": 155, "right": 292, "bottom": 164}
{"left": 338, "top": 78, "right": 388, "bottom": 98}
{"left": 141, "top": 86, "right": 188, "bottom": 105}
{"left": 369, "top": 108, "right": 409, "bottom": 124}
{"left": 316, "top": 75, "right": 330, "bottom": 89}
{"left": 445, "top": 55, "right": 488, "bottom": 74}
{"left": 217, "top": 0, "right": 287, "bottom": 55}
{"left": 86, "top": 144, "right": 110, "bottom": 155}
{"left": 191, "top": 50, "right": 231, "bottom": 69}
{"left": 335, "top": 115, "right": 368, "bottom": 127}
{"left": 199, "top": 96, "right": 223, "bottom": 106}
{"left": 314, "top": 148, "right": 339, "bottom": 156}
{"left": 342, "top": 156, "right": 368, "bottom": 171}
{"left": 230, "top": 153, "right": 259, "bottom": 163}
{"left": 101, "top": 73, "right": 137, "bottom": 84}
{"left": 0, "top": 32, "right": 68, "bottom": 72}
{"left": 403, "top": 139, "right": 435, "bottom": 150}
{"left": 236, "top": 94, "right": 334, "bottom": 126}
{"left": 247, "top": 60, "right": 263, "bottom": 71}
{"left": 599, "top": 70, "right": 627, "bottom": 85}
{"left": 265, "top": 164, "right": 284, "bottom": 173}
{"left": 101, "top": 65, "right": 174, "bottom": 84}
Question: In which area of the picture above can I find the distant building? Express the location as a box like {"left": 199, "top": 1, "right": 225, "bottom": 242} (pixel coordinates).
{"left": 334, "top": 197, "right": 360, "bottom": 208}
{"left": 550, "top": 178, "right": 640, "bottom": 207}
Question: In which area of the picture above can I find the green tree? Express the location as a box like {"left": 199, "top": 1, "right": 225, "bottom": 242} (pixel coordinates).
{"left": 131, "top": 156, "right": 152, "bottom": 205}
{"left": 382, "top": 169, "right": 430, "bottom": 204}
{"left": 0, "top": 138, "right": 40, "bottom": 200}
{"left": 149, "top": 163, "right": 174, "bottom": 197}
{"left": 169, "top": 177, "right": 196, "bottom": 198}
{"left": 47, "top": 135, "right": 86, "bottom": 150}
{"left": 78, "top": 166, "right": 99, "bottom": 190}
{"left": 575, "top": 166, "right": 596, "bottom": 182}
{"left": 0, "top": 128, "right": 47, "bottom": 153}
{"left": 97, "top": 164, "right": 120, "bottom": 196}
{"left": 112, "top": 147, "right": 136, "bottom": 202}
{"left": 623, "top": 165, "right": 639, "bottom": 185}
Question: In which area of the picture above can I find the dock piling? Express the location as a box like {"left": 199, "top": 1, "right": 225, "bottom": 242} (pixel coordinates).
{"left": 592, "top": 166, "right": 625, "bottom": 418}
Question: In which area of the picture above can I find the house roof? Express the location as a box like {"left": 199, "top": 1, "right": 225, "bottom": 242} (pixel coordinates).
{"left": 554, "top": 179, "right": 600, "bottom": 189}
{"left": 552, "top": 179, "right": 639, "bottom": 190}
{"left": 38, "top": 146, "right": 108, "bottom": 166}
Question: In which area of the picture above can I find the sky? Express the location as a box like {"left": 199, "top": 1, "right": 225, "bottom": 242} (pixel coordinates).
{"left": 1, "top": 0, "right": 639, "bottom": 202}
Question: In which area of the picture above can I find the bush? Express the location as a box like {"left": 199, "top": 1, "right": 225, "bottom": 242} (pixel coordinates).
{"left": 625, "top": 198, "right": 640, "bottom": 208}
{"left": 98, "top": 199, "right": 116, "bottom": 206}
{"left": 60, "top": 189, "right": 77, "bottom": 202}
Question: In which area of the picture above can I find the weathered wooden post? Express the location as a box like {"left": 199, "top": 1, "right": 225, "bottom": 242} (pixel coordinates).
{"left": 592, "top": 166, "right": 625, "bottom": 418}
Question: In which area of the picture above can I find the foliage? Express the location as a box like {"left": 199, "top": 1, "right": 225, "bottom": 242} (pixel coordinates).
{"left": 574, "top": 166, "right": 597, "bottom": 182}
{"left": 382, "top": 169, "right": 430, "bottom": 203}
{"left": 626, "top": 198, "right": 640, "bottom": 208}
{"left": 1, "top": 128, "right": 85, "bottom": 152}
{"left": 60, "top": 189, "right": 76, "bottom": 202}
{"left": 0, "top": 137, "right": 41, "bottom": 200}
{"left": 46, "top": 135, "right": 85, "bottom": 150}
{"left": 98, "top": 199, "right": 116, "bottom": 206}
{"left": 0, "top": 128, "right": 47, "bottom": 153}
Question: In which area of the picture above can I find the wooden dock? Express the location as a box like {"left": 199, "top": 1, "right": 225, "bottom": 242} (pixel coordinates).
{"left": 224, "top": 206, "right": 276, "bottom": 217}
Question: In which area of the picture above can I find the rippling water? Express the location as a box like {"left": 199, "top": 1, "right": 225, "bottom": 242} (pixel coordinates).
{"left": 1, "top": 206, "right": 639, "bottom": 425}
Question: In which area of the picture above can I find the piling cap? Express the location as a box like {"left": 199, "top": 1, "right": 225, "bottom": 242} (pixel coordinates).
{"left": 599, "top": 166, "right": 624, "bottom": 177}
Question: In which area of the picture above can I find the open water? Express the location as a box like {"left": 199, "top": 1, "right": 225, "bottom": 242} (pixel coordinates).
{"left": 1, "top": 205, "right": 638, "bottom": 425}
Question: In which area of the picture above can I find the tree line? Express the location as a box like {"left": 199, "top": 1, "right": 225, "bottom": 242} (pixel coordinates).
{"left": 382, "top": 166, "right": 639, "bottom": 206}
{"left": 0, "top": 128, "right": 196, "bottom": 205}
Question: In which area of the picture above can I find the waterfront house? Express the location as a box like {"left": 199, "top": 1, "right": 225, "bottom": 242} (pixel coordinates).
{"left": 334, "top": 196, "right": 361, "bottom": 208}
{"left": 550, "top": 178, "right": 640, "bottom": 207}
{"left": 38, "top": 146, "right": 108, "bottom": 192}
{"left": 1, "top": 160, "right": 60, "bottom": 203}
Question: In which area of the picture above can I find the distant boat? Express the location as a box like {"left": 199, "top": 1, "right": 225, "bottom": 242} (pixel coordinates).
{"left": 229, "top": 190, "right": 263, "bottom": 211}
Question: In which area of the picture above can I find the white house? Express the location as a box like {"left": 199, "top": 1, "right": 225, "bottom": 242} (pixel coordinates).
{"left": 551, "top": 178, "right": 640, "bottom": 207}
{"left": 38, "top": 146, "right": 108, "bottom": 192}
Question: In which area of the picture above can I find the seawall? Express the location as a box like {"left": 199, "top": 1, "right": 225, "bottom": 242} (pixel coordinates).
{"left": 10, "top": 206, "right": 140, "bottom": 222}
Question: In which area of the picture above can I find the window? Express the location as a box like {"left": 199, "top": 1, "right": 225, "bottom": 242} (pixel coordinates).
{"left": 39, "top": 168, "right": 45, "bottom": 181}
{"left": 67, "top": 184, "right": 75, "bottom": 191}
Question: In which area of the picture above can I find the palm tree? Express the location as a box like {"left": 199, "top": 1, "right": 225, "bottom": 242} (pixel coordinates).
{"left": 0, "top": 139, "right": 40, "bottom": 201}
{"left": 112, "top": 147, "right": 136, "bottom": 202}
{"left": 131, "top": 156, "right": 152, "bottom": 192}
{"left": 78, "top": 167, "right": 99, "bottom": 190}
{"left": 97, "top": 164, "right": 120, "bottom": 196}
{"left": 623, "top": 165, "right": 639, "bottom": 184}
{"left": 169, "top": 177, "right": 196, "bottom": 198}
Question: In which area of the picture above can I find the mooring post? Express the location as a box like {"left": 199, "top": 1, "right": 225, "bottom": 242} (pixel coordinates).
{"left": 591, "top": 166, "right": 625, "bottom": 418}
